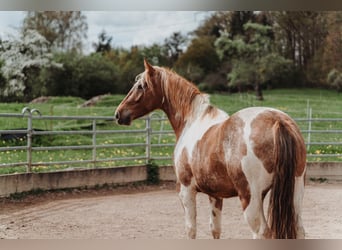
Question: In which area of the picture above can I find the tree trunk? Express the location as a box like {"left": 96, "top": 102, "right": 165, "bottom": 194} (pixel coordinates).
{"left": 254, "top": 82, "right": 264, "bottom": 101}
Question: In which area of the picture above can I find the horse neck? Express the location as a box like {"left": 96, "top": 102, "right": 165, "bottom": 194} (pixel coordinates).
{"left": 158, "top": 71, "right": 207, "bottom": 139}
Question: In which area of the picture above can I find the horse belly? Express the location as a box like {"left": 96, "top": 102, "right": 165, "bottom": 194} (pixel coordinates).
{"left": 191, "top": 139, "right": 240, "bottom": 198}
{"left": 194, "top": 164, "right": 238, "bottom": 198}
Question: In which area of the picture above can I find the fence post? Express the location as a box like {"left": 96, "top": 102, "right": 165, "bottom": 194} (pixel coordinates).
{"left": 26, "top": 112, "right": 33, "bottom": 173}
{"left": 307, "top": 107, "right": 312, "bottom": 151}
{"left": 92, "top": 120, "right": 97, "bottom": 167}
{"left": 22, "top": 107, "right": 42, "bottom": 173}
{"left": 146, "top": 116, "right": 152, "bottom": 164}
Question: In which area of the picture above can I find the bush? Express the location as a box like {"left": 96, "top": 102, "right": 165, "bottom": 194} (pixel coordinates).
{"left": 327, "top": 69, "right": 342, "bottom": 93}
{"left": 46, "top": 53, "right": 120, "bottom": 99}
{"left": 146, "top": 160, "right": 160, "bottom": 185}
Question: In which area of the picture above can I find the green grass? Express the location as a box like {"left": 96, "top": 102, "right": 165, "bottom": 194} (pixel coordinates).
{"left": 0, "top": 89, "right": 341, "bottom": 174}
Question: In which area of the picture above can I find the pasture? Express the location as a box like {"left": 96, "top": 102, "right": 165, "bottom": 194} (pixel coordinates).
{"left": 0, "top": 88, "right": 342, "bottom": 175}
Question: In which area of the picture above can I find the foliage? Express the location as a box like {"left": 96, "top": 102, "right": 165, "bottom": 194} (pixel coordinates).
{"left": 175, "top": 36, "right": 220, "bottom": 82}
{"left": 327, "top": 69, "right": 342, "bottom": 93}
{"left": 216, "top": 21, "right": 291, "bottom": 99}
{"left": 146, "top": 160, "right": 160, "bottom": 185}
{"left": 0, "top": 30, "right": 61, "bottom": 101}
{"left": 163, "top": 32, "right": 188, "bottom": 64}
{"left": 22, "top": 11, "right": 88, "bottom": 53}
{"left": 229, "top": 11, "right": 256, "bottom": 38}
{"left": 141, "top": 43, "right": 170, "bottom": 67}
{"left": 270, "top": 11, "right": 329, "bottom": 85}
{"left": 258, "top": 53, "right": 295, "bottom": 88}
{"left": 318, "top": 12, "right": 342, "bottom": 85}
{"left": 46, "top": 52, "right": 119, "bottom": 99}
{"left": 0, "top": 60, "right": 6, "bottom": 91}
{"left": 92, "top": 30, "right": 113, "bottom": 54}
{"left": 115, "top": 46, "right": 145, "bottom": 93}
{"left": 1, "top": 11, "right": 342, "bottom": 101}
{"left": 192, "top": 12, "right": 230, "bottom": 38}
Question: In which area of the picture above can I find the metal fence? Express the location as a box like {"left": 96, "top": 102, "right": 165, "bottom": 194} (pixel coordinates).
{"left": 0, "top": 107, "right": 341, "bottom": 174}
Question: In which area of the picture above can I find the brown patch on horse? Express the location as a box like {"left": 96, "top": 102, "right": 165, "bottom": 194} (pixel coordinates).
{"left": 222, "top": 115, "right": 250, "bottom": 210}
{"left": 202, "top": 105, "right": 220, "bottom": 120}
{"left": 209, "top": 196, "right": 223, "bottom": 212}
{"left": 177, "top": 148, "right": 193, "bottom": 187}
{"left": 250, "top": 110, "right": 306, "bottom": 177}
{"left": 250, "top": 112, "right": 276, "bottom": 173}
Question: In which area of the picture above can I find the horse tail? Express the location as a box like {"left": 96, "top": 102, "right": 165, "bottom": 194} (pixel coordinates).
{"left": 268, "top": 119, "right": 300, "bottom": 239}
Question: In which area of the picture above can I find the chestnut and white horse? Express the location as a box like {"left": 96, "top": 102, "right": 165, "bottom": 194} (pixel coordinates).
{"left": 115, "top": 59, "right": 306, "bottom": 239}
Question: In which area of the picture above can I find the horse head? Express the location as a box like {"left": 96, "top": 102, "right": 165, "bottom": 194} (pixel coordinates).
{"left": 115, "top": 59, "right": 164, "bottom": 125}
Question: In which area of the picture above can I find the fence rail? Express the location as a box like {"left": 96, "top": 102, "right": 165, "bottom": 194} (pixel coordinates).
{"left": 0, "top": 107, "right": 341, "bottom": 175}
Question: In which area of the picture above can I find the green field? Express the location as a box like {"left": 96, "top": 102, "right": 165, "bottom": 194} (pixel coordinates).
{"left": 0, "top": 88, "right": 341, "bottom": 174}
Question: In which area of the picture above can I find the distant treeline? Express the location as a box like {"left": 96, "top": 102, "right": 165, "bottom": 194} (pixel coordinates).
{"left": 1, "top": 11, "right": 341, "bottom": 102}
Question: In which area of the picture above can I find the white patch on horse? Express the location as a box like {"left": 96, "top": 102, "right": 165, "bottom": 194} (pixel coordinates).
{"left": 237, "top": 108, "right": 274, "bottom": 238}
{"left": 174, "top": 95, "right": 228, "bottom": 165}
{"left": 238, "top": 108, "right": 274, "bottom": 192}
{"left": 178, "top": 178, "right": 197, "bottom": 239}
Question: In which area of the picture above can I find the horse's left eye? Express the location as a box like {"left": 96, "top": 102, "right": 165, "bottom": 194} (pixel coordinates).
{"left": 137, "top": 84, "right": 143, "bottom": 90}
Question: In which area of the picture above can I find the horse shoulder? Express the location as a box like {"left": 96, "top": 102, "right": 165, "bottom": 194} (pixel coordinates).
{"left": 174, "top": 107, "right": 227, "bottom": 162}
{"left": 173, "top": 107, "right": 228, "bottom": 188}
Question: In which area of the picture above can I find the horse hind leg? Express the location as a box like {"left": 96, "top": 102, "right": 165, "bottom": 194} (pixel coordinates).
{"left": 294, "top": 175, "right": 306, "bottom": 239}
{"left": 209, "top": 196, "right": 223, "bottom": 239}
{"left": 242, "top": 192, "right": 272, "bottom": 239}
{"left": 178, "top": 183, "right": 197, "bottom": 239}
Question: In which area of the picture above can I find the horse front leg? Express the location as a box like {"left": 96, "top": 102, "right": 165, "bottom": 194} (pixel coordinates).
{"left": 209, "top": 196, "right": 223, "bottom": 239}
{"left": 178, "top": 183, "right": 197, "bottom": 239}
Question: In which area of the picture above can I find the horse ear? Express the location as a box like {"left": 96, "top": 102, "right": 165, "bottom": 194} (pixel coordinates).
{"left": 144, "top": 58, "right": 155, "bottom": 76}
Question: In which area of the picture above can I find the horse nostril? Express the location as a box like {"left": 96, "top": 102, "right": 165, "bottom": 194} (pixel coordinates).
{"left": 114, "top": 111, "right": 120, "bottom": 121}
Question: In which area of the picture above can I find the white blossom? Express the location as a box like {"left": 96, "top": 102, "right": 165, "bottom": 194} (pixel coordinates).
{"left": 0, "top": 29, "right": 62, "bottom": 97}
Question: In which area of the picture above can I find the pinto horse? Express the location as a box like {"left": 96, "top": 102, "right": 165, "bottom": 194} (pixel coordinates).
{"left": 115, "top": 59, "right": 306, "bottom": 239}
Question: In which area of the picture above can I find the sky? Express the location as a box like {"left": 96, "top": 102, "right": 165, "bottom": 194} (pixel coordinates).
{"left": 0, "top": 11, "right": 214, "bottom": 53}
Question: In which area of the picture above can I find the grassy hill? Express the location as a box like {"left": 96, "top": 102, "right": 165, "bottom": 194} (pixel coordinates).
{"left": 1, "top": 88, "right": 340, "bottom": 118}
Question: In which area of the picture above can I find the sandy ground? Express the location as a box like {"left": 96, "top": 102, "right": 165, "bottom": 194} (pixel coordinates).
{"left": 0, "top": 182, "right": 341, "bottom": 239}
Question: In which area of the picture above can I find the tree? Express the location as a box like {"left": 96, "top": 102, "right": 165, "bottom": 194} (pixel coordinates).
{"left": 216, "top": 21, "right": 293, "bottom": 100}
{"left": 270, "top": 11, "right": 328, "bottom": 85}
{"left": 229, "top": 11, "right": 255, "bottom": 38}
{"left": 117, "top": 46, "right": 145, "bottom": 93}
{"left": 141, "top": 43, "right": 169, "bottom": 66}
{"left": 22, "top": 11, "right": 88, "bottom": 53}
{"left": 0, "top": 60, "right": 6, "bottom": 95}
{"left": 0, "top": 30, "right": 61, "bottom": 101}
{"left": 163, "top": 32, "right": 187, "bottom": 65}
{"left": 93, "top": 30, "right": 113, "bottom": 54}
{"left": 46, "top": 52, "right": 119, "bottom": 98}
{"left": 193, "top": 12, "right": 231, "bottom": 38}
{"left": 183, "top": 12, "right": 234, "bottom": 90}
{"left": 319, "top": 12, "right": 342, "bottom": 85}
{"left": 175, "top": 36, "right": 220, "bottom": 83}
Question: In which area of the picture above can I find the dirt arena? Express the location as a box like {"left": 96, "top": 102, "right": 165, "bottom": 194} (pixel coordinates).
{"left": 0, "top": 182, "right": 341, "bottom": 239}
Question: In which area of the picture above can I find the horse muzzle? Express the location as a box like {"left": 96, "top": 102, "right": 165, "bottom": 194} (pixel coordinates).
{"left": 114, "top": 109, "right": 132, "bottom": 125}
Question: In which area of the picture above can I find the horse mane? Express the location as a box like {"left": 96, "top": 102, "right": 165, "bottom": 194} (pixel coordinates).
{"left": 157, "top": 67, "right": 209, "bottom": 119}
{"left": 139, "top": 65, "right": 212, "bottom": 136}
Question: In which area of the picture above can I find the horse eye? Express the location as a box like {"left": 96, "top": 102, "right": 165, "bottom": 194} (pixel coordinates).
{"left": 138, "top": 82, "right": 147, "bottom": 90}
